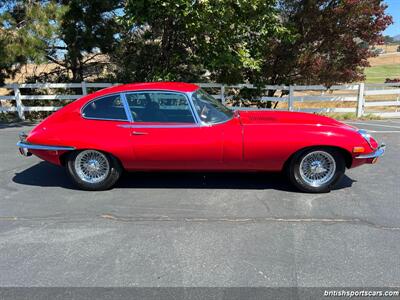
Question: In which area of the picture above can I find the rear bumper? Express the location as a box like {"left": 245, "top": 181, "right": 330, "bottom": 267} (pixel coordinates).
{"left": 17, "top": 141, "right": 75, "bottom": 153}
{"left": 17, "top": 132, "right": 75, "bottom": 157}
{"left": 355, "top": 143, "right": 386, "bottom": 159}
{"left": 18, "top": 144, "right": 32, "bottom": 157}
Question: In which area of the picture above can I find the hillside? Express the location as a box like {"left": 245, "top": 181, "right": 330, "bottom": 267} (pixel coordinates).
{"left": 365, "top": 44, "right": 400, "bottom": 83}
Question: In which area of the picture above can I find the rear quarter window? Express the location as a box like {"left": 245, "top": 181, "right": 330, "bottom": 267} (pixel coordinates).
{"left": 82, "top": 94, "right": 128, "bottom": 121}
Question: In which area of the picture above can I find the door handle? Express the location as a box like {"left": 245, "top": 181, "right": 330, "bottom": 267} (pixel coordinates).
{"left": 132, "top": 131, "right": 148, "bottom": 135}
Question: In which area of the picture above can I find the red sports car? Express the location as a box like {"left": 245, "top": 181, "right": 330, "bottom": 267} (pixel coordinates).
{"left": 17, "top": 82, "right": 385, "bottom": 192}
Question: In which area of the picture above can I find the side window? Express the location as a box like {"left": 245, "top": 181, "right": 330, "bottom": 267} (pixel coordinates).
{"left": 82, "top": 94, "right": 128, "bottom": 121}
{"left": 125, "top": 92, "right": 195, "bottom": 123}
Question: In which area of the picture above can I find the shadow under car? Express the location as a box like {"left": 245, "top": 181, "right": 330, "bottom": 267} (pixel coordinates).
{"left": 12, "top": 161, "right": 356, "bottom": 192}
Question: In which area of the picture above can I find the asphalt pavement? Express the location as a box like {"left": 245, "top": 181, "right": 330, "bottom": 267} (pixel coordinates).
{"left": 0, "top": 120, "right": 399, "bottom": 291}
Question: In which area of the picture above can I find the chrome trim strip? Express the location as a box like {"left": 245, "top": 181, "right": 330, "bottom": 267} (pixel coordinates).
{"left": 187, "top": 89, "right": 235, "bottom": 127}
{"left": 123, "top": 90, "right": 199, "bottom": 125}
{"left": 120, "top": 93, "right": 134, "bottom": 122}
{"left": 356, "top": 143, "right": 386, "bottom": 159}
{"left": 118, "top": 124, "right": 200, "bottom": 129}
{"left": 80, "top": 92, "right": 130, "bottom": 123}
{"left": 186, "top": 90, "right": 202, "bottom": 125}
{"left": 81, "top": 116, "right": 129, "bottom": 122}
{"left": 17, "top": 141, "right": 75, "bottom": 151}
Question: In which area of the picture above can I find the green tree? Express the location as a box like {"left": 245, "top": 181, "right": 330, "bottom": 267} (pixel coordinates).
{"left": 0, "top": 0, "right": 62, "bottom": 84}
{"left": 383, "top": 35, "right": 395, "bottom": 44}
{"left": 48, "top": 0, "right": 122, "bottom": 81}
{"left": 239, "top": 0, "right": 392, "bottom": 108}
{"left": 197, "top": 0, "right": 285, "bottom": 84}
{"left": 1, "top": 0, "right": 392, "bottom": 90}
{"left": 112, "top": 0, "right": 391, "bottom": 89}
{"left": 112, "top": 0, "right": 209, "bottom": 83}
{"left": 111, "top": 0, "right": 283, "bottom": 83}
{"left": 0, "top": 0, "right": 122, "bottom": 84}
{"left": 257, "top": 0, "right": 393, "bottom": 87}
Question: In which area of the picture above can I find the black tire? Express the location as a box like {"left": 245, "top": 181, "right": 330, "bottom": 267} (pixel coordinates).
{"left": 286, "top": 147, "right": 345, "bottom": 193}
{"left": 66, "top": 150, "right": 122, "bottom": 191}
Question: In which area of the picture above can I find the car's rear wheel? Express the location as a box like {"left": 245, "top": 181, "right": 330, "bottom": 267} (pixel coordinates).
{"left": 66, "top": 150, "right": 122, "bottom": 190}
{"left": 287, "top": 148, "right": 345, "bottom": 193}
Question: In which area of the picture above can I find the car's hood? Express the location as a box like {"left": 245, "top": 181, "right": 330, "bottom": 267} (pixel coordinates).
{"left": 236, "top": 110, "right": 355, "bottom": 130}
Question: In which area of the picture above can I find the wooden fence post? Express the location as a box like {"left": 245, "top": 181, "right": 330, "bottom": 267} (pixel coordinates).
{"left": 288, "top": 85, "right": 294, "bottom": 111}
{"left": 220, "top": 84, "right": 225, "bottom": 104}
{"left": 356, "top": 83, "right": 365, "bottom": 118}
{"left": 13, "top": 84, "right": 25, "bottom": 120}
{"left": 81, "top": 81, "right": 88, "bottom": 95}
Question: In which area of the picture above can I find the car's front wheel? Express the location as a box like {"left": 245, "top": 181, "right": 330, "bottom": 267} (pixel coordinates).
{"left": 287, "top": 148, "right": 345, "bottom": 193}
{"left": 66, "top": 150, "right": 122, "bottom": 190}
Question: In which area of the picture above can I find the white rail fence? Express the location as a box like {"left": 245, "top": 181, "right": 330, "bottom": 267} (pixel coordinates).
{"left": 1, "top": 82, "right": 400, "bottom": 120}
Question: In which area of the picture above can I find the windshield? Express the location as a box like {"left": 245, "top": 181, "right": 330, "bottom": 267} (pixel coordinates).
{"left": 191, "top": 89, "right": 233, "bottom": 124}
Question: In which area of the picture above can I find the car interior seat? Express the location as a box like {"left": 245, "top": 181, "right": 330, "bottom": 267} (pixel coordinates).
{"left": 141, "top": 101, "right": 167, "bottom": 122}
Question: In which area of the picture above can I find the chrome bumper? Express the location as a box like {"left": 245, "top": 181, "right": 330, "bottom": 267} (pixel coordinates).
{"left": 17, "top": 131, "right": 75, "bottom": 157}
{"left": 355, "top": 143, "right": 386, "bottom": 159}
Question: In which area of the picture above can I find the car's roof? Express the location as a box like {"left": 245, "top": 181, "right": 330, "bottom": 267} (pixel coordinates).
{"left": 100, "top": 82, "right": 200, "bottom": 94}
{"left": 66, "top": 82, "right": 201, "bottom": 111}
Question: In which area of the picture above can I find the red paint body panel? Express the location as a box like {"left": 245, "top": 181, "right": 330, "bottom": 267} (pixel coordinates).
{"left": 236, "top": 110, "right": 374, "bottom": 170}
{"left": 29, "top": 149, "right": 68, "bottom": 165}
{"left": 24, "top": 82, "right": 379, "bottom": 171}
{"left": 126, "top": 123, "right": 224, "bottom": 170}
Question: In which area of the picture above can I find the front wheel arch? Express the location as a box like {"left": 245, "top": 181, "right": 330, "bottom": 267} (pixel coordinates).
{"left": 283, "top": 145, "right": 352, "bottom": 172}
{"left": 284, "top": 146, "right": 347, "bottom": 193}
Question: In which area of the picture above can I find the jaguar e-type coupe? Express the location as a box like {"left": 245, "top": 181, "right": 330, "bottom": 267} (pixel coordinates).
{"left": 17, "top": 82, "right": 385, "bottom": 192}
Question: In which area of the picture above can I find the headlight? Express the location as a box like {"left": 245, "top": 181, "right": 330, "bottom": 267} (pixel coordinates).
{"left": 358, "top": 129, "right": 377, "bottom": 149}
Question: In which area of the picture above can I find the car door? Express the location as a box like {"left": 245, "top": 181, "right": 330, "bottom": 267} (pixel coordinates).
{"left": 123, "top": 91, "right": 224, "bottom": 170}
{"left": 79, "top": 93, "right": 134, "bottom": 165}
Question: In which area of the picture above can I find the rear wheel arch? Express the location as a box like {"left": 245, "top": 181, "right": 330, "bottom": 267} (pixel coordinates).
{"left": 59, "top": 151, "right": 73, "bottom": 166}
{"left": 60, "top": 149, "right": 125, "bottom": 170}
{"left": 64, "top": 149, "right": 124, "bottom": 190}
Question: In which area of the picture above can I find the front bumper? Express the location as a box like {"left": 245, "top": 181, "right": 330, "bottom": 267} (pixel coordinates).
{"left": 355, "top": 143, "right": 386, "bottom": 160}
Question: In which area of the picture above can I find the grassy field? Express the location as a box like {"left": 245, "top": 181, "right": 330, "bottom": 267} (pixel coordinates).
{"left": 364, "top": 64, "right": 400, "bottom": 83}
{"left": 365, "top": 49, "right": 400, "bottom": 83}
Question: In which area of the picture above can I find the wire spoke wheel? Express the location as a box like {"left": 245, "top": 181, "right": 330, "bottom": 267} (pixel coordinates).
{"left": 299, "top": 151, "right": 336, "bottom": 188}
{"left": 74, "top": 150, "right": 110, "bottom": 184}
